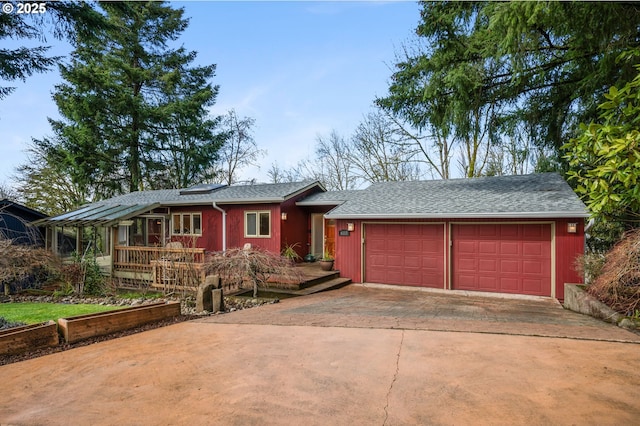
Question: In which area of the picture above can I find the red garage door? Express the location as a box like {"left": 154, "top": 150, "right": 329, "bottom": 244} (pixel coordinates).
{"left": 452, "top": 224, "right": 552, "bottom": 296}
{"left": 365, "top": 224, "right": 445, "bottom": 288}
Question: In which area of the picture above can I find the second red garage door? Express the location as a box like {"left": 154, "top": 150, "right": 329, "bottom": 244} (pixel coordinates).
{"left": 452, "top": 224, "right": 552, "bottom": 296}
{"left": 364, "top": 223, "right": 445, "bottom": 288}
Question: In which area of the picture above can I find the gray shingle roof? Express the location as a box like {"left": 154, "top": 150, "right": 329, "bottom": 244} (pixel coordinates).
{"left": 323, "top": 173, "right": 588, "bottom": 219}
{"left": 94, "top": 180, "right": 323, "bottom": 206}
{"left": 40, "top": 181, "right": 324, "bottom": 226}
{"left": 296, "top": 190, "right": 362, "bottom": 206}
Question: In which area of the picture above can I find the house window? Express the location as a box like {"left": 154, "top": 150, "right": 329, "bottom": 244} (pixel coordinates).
{"left": 245, "top": 211, "right": 270, "bottom": 238}
{"left": 171, "top": 213, "right": 202, "bottom": 236}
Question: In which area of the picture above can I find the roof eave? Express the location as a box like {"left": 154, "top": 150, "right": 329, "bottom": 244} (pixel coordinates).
{"left": 149, "top": 198, "right": 283, "bottom": 206}
{"left": 324, "top": 211, "right": 591, "bottom": 220}
{"left": 296, "top": 200, "right": 346, "bottom": 207}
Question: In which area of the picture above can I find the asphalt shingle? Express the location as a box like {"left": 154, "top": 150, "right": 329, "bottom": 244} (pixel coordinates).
{"left": 323, "top": 173, "right": 588, "bottom": 218}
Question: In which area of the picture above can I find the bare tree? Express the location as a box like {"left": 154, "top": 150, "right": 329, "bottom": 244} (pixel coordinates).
{"left": 0, "top": 183, "right": 17, "bottom": 201}
{"left": 212, "top": 110, "right": 266, "bottom": 185}
{"left": 350, "top": 111, "right": 422, "bottom": 183}
{"left": 15, "top": 140, "right": 91, "bottom": 215}
{"left": 267, "top": 162, "right": 302, "bottom": 183}
{"left": 314, "top": 131, "right": 358, "bottom": 190}
{"left": 387, "top": 113, "right": 454, "bottom": 180}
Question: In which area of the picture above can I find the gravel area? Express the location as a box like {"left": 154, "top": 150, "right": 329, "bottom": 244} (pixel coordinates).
{"left": 0, "top": 293, "right": 279, "bottom": 366}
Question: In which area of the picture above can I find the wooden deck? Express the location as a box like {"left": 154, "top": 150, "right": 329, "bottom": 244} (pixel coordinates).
{"left": 110, "top": 247, "right": 350, "bottom": 295}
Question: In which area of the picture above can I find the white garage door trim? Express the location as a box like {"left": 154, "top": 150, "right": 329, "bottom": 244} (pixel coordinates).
{"left": 448, "top": 221, "right": 556, "bottom": 298}
{"left": 362, "top": 222, "right": 447, "bottom": 289}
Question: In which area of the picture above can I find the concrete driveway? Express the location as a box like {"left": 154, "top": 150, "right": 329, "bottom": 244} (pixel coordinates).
{"left": 1, "top": 284, "right": 639, "bottom": 425}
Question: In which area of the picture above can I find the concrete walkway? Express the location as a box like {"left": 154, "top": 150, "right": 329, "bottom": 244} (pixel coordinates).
{"left": 1, "top": 284, "right": 639, "bottom": 425}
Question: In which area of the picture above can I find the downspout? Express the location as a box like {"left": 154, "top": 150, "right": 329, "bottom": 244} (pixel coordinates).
{"left": 212, "top": 202, "right": 226, "bottom": 252}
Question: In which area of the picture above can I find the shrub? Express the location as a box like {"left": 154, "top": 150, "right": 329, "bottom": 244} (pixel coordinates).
{"left": 574, "top": 253, "right": 606, "bottom": 284}
{"left": 206, "top": 247, "right": 302, "bottom": 297}
{"left": 587, "top": 229, "right": 640, "bottom": 315}
{"left": 0, "top": 236, "right": 56, "bottom": 295}
{"left": 58, "top": 253, "right": 108, "bottom": 296}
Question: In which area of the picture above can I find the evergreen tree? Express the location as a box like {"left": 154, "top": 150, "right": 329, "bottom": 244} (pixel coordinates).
{"left": 0, "top": 2, "right": 101, "bottom": 102}
{"left": 49, "top": 1, "right": 224, "bottom": 196}
{"left": 378, "top": 1, "right": 640, "bottom": 165}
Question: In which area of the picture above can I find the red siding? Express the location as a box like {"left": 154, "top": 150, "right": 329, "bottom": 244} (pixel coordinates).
{"left": 224, "top": 204, "right": 281, "bottom": 253}
{"left": 334, "top": 219, "right": 363, "bottom": 282}
{"left": 554, "top": 218, "right": 585, "bottom": 300}
{"left": 168, "top": 205, "right": 221, "bottom": 252}
{"left": 281, "top": 187, "right": 324, "bottom": 259}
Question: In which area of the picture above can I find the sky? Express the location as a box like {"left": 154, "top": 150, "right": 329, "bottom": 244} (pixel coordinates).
{"left": 0, "top": 0, "right": 422, "bottom": 189}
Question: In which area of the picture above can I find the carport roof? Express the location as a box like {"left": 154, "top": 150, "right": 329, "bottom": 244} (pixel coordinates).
{"left": 320, "top": 173, "right": 589, "bottom": 219}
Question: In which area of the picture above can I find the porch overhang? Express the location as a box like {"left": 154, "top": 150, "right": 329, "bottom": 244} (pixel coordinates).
{"left": 33, "top": 203, "right": 161, "bottom": 228}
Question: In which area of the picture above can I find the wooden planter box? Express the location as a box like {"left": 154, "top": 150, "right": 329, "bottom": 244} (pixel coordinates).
{"left": 0, "top": 321, "right": 59, "bottom": 356}
{"left": 58, "top": 301, "right": 181, "bottom": 344}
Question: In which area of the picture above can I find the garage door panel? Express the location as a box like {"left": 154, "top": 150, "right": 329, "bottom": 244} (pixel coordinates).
{"left": 453, "top": 224, "right": 552, "bottom": 296}
{"left": 365, "top": 224, "right": 444, "bottom": 288}
{"left": 479, "top": 259, "right": 497, "bottom": 272}
{"left": 386, "top": 255, "right": 404, "bottom": 267}
{"left": 523, "top": 260, "right": 544, "bottom": 274}
{"left": 499, "top": 225, "right": 519, "bottom": 237}
{"left": 387, "top": 240, "right": 403, "bottom": 251}
{"left": 478, "top": 276, "right": 499, "bottom": 290}
{"left": 404, "top": 256, "right": 421, "bottom": 268}
{"left": 479, "top": 225, "right": 498, "bottom": 237}
{"left": 499, "top": 242, "right": 520, "bottom": 256}
{"left": 522, "top": 225, "right": 546, "bottom": 238}
{"left": 458, "top": 241, "right": 476, "bottom": 253}
{"left": 422, "top": 257, "right": 441, "bottom": 269}
{"left": 499, "top": 277, "right": 520, "bottom": 291}
{"left": 500, "top": 259, "right": 520, "bottom": 273}
{"left": 422, "top": 240, "right": 441, "bottom": 253}
{"left": 523, "top": 279, "right": 544, "bottom": 293}
{"left": 478, "top": 241, "right": 497, "bottom": 254}
{"left": 522, "top": 243, "right": 543, "bottom": 256}
{"left": 404, "top": 240, "right": 421, "bottom": 252}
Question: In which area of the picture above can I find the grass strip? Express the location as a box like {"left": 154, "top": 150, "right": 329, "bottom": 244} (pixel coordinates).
{"left": 0, "top": 303, "right": 122, "bottom": 324}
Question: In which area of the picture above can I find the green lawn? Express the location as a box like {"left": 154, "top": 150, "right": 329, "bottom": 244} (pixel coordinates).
{"left": 0, "top": 303, "right": 122, "bottom": 324}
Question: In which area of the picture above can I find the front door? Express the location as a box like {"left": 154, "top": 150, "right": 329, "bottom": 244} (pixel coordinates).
{"left": 324, "top": 219, "right": 336, "bottom": 258}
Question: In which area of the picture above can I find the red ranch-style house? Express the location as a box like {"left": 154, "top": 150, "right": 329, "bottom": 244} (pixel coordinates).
{"left": 37, "top": 173, "right": 588, "bottom": 300}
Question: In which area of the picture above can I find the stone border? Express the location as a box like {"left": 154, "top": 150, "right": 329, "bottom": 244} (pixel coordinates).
{"left": 0, "top": 321, "right": 59, "bottom": 356}
{"left": 563, "top": 283, "right": 638, "bottom": 330}
{"left": 58, "top": 301, "right": 181, "bottom": 344}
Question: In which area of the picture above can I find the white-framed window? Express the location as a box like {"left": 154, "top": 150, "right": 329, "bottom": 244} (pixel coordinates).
{"left": 245, "top": 211, "right": 271, "bottom": 238}
{"left": 171, "top": 212, "right": 202, "bottom": 236}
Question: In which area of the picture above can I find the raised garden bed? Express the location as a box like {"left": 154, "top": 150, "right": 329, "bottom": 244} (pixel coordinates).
{"left": 0, "top": 321, "right": 59, "bottom": 356}
{"left": 58, "top": 301, "right": 181, "bottom": 344}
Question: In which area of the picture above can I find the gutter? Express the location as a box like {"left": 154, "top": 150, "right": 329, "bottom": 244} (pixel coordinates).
{"left": 324, "top": 211, "right": 591, "bottom": 220}
{"left": 212, "top": 201, "right": 227, "bottom": 252}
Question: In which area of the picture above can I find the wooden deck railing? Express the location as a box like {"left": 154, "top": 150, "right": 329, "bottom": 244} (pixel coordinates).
{"left": 113, "top": 246, "right": 206, "bottom": 291}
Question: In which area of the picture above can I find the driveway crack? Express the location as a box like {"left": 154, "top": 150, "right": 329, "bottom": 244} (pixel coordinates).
{"left": 383, "top": 329, "right": 404, "bottom": 426}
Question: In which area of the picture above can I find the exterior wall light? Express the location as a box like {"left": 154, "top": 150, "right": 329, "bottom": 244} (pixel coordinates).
{"left": 281, "top": 212, "right": 287, "bottom": 221}
{"left": 567, "top": 222, "right": 578, "bottom": 233}
{"left": 347, "top": 222, "right": 355, "bottom": 232}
